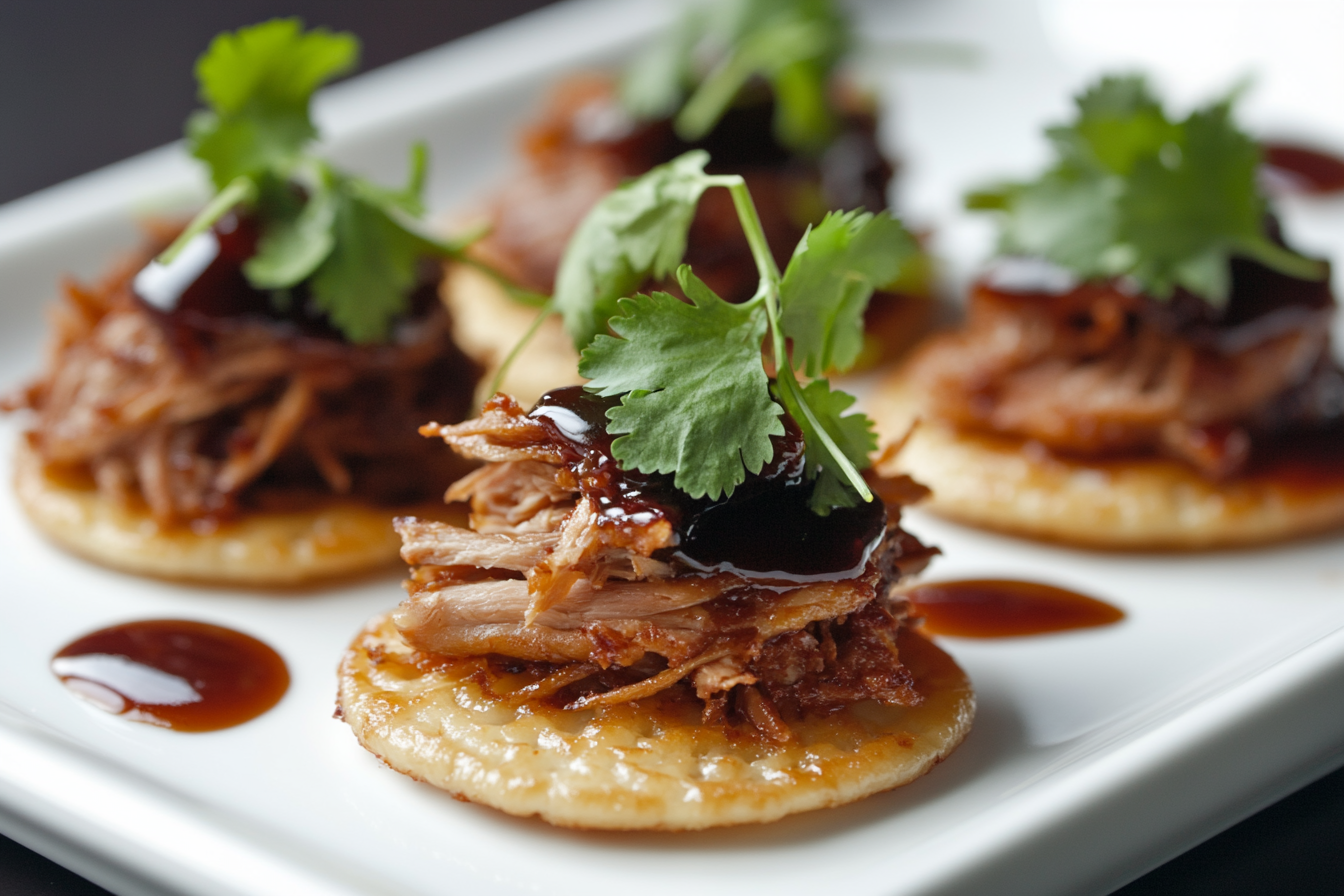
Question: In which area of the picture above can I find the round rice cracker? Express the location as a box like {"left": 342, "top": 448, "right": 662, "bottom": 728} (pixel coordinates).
{"left": 869, "top": 372, "right": 1344, "bottom": 550}
{"left": 337, "top": 612, "right": 975, "bottom": 831}
{"left": 13, "top": 439, "right": 458, "bottom": 586}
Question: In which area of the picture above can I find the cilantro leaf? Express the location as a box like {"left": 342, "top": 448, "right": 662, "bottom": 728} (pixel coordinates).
{"left": 769, "top": 54, "right": 838, "bottom": 152}
{"left": 1059, "top": 75, "right": 1176, "bottom": 176}
{"left": 307, "top": 177, "right": 435, "bottom": 344}
{"left": 968, "top": 73, "right": 1324, "bottom": 306}
{"left": 579, "top": 267, "right": 783, "bottom": 500}
{"left": 990, "top": 172, "right": 1121, "bottom": 280}
{"left": 173, "top": 22, "right": 460, "bottom": 345}
{"left": 353, "top": 141, "right": 430, "bottom": 218}
{"left": 1117, "top": 100, "right": 1276, "bottom": 299}
{"left": 187, "top": 19, "right": 357, "bottom": 188}
{"left": 540, "top": 152, "right": 885, "bottom": 510}
{"left": 620, "top": 10, "right": 705, "bottom": 121}
{"left": 625, "top": 0, "right": 848, "bottom": 153}
{"left": 244, "top": 175, "right": 337, "bottom": 289}
{"left": 774, "top": 379, "right": 875, "bottom": 513}
{"left": 242, "top": 143, "right": 441, "bottom": 341}
{"left": 779, "top": 209, "right": 916, "bottom": 375}
{"left": 554, "top": 150, "right": 712, "bottom": 349}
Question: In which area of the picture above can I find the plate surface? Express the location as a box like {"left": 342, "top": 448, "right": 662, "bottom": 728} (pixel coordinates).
{"left": 2, "top": 2, "right": 1344, "bottom": 895}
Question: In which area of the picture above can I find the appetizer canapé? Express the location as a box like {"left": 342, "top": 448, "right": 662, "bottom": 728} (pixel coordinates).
{"left": 445, "top": 0, "right": 932, "bottom": 404}
{"left": 4, "top": 21, "right": 479, "bottom": 583}
{"left": 339, "top": 165, "right": 971, "bottom": 829}
{"left": 872, "top": 75, "right": 1344, "bottom": 549}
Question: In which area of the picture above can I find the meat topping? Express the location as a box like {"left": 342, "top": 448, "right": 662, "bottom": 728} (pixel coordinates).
{"left": 8, "top": 222, "right": 478, "bottom": 525}
{"left": 397, "top": 392, "right": 932, "bottom": 741}
{"left": 908, "top": 255, "right": 1341, "bottom": 478}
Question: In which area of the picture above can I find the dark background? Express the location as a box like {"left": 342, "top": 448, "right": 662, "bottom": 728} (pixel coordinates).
{"left": 0, "top": 2, "right": 1342, "bottom": 894}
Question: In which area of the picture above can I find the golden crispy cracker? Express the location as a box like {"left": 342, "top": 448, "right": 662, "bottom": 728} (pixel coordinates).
{"left": 13, "top": 440, "right": 451, "bottom": 585}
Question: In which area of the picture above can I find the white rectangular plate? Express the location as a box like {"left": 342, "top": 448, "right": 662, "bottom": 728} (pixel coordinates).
{"left": 2, "top": 2, "right": 1344, "bottom": 895}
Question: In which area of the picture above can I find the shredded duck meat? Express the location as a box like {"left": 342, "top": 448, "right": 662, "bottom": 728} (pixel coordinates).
{"left": 6, "top": 236, "right": 478, "bottom": 526}
{"left": 907, "top": 254, "right": 1342, "bottom": 478}
{"left": 397, "top": 393, "right": 937, "bottom": 742}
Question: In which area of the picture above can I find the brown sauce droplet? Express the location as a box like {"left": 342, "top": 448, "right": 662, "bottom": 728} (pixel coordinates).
{"left": 906, "top": 579, "right": 1124, "bottom": 638}
{"left": 52, "top": 620, "right": 289, "bottom": 731}
{"left": 1263, "top": 142, "right": 1344, "bottom": 195}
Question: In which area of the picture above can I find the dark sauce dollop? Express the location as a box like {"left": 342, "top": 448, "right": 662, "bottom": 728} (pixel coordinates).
{"left": 52, "top": 620, "right": 289, "bottom": 732}
{"left": 906, "top": 579, "right": 1124, "bottom": 638}
{"left": 528, "top": 387, "right": 887, "bottom": 583}
{"left": 131, "top": 212, "right": 440, "bottom": 357}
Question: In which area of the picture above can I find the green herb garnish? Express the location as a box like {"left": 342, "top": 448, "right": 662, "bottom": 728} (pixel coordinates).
{"left": 553, "top": 151, "right": 714, "bottom": 350}
{"left": 621, "top": 0, "right": 848, "bottom": 153}
{"left": 967, "top": 74, "right": 1324, "bottom": 305}
{"left": 158, "top": 19, "right": 475, "bottom": 343}
{"left": 581, "top": 271, "right": 781, "bottom": 501}
{"left": 545, "top": 150, "right": 916, "bottom": 511}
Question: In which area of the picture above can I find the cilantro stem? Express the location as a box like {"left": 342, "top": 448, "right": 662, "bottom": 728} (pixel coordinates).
{"left": 157, "top": 175, "right": 258, "bottom": 265}
{"left": 675, "top": 54, "right": 756, "bottom": 142}
{"left": 709, "top": 175, "right": 873, "bottom": 504}
{"left": 774, "top": 349, "right": 873, "bottom": 503}
{"left": 707, "top": 175, "right": 782, "bottom": 283}
{"left": 1237, "top": 236, "right": 1327, "bottom": 283}
{"left": 488, "top": 297, "right": 555, "bottom": 396}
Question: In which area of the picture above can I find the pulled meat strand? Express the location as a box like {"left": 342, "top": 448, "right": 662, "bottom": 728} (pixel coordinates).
{"left": 445, "top": 459, "right": 575, "bottom": 534}
{"left": 738, "top": 685, "right": 794, "bottom": 744}
{"left": 396, "top": 516, "right": 558, "bottom": 571}
{"left": 566, "top": 642, "right": 739, "bottom": 710}
{"left": 421, "top": 396, "right": 561, "bottom": 464}
{"left": 756, "top": 601, "right": 920, "bottom": 716}
{"left": 498, "top": 661, "right": 601, "bottom": 709}
{"left": 397, "top": 572, "right": 745, "bottom": 633}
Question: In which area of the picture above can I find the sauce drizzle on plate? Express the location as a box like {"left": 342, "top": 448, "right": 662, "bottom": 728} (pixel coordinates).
{"left": 906, "top": 579, "right": 1124, "bottom": 638}
{"left": 52, "top": 620, "right": 289, "bottom": 732}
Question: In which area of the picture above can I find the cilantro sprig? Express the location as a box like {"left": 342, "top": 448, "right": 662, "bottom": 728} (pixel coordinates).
{"left": 157, "top": 19, "right": 485, "bottom": 343}
{"left": 968, "top": 74, "right": 1324, "bottom": 306}
{"left": 553, "top": 152, "right": 714, "bottom": 349}
{"left": 549, "top": 150, "right": 915, "bottom": 510}
{"left": 621, "top": 0, "right": 849, "bottom": 153}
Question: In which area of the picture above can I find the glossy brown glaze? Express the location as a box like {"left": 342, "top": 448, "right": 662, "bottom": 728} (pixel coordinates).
{"left": 134, "top": 212, "right": 444, "bottom": 356}
{"left": 528, "top": 386, "right": 888, "bottom": 582}
{"left": 1263, "top": 143, "right": 1344, "bottom": 195}
{"left": 52, "top": 620, "right": 289, "bottom": 731}
{"left": 1251, "top": 426, "right": 1344, "bottom": 493}
{"left": 906, "top": 579, "right": 1124, "bottom": 638}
